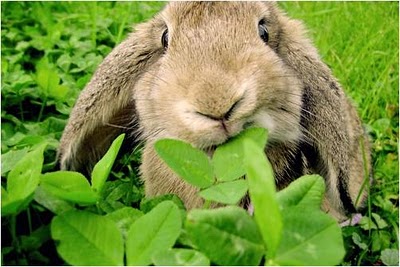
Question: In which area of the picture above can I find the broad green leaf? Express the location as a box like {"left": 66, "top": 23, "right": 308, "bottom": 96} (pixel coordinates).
{"left": 6, "top": 144, "right": 45, "bottom": 198}
{"left": 140, "top": 194, "right": 186, "bottom": 220}
{"left": 277, "top": 174, "right": 325, "bottom": 210}
{"left": 371, "top": 212, "right": 388, "bottom": 229}
{"left": 381, "top": 248, "right": 399, "bottom": 266}
{"left": 41, "top": 171, "right": 97, "bottom": 205}
{"left": 244, "top": 139, "right": 282, "bottom": 259}
{"left": 1, "top": 187, "right": 8, "bottom": 201}
{"left": 154, "top": 139, "right": 214, "bottom": 189}
{"left": 2, "top": 197, "right": 33, "bottom": 217}
{"left": 213, "top": 127, "right": 267, "bottom": 182}
{"left": 185, "top": 206, "right": 264, "bottom": 266}
{"left": 48, "top": 84, "right": 69, "bottom": 100}
{"left": 34, "top": 186, "right": 73, "bottom": 215}
{"left": 274, "top": 208, "right": 345, "bottom": 266}
{"left": 126, "top": 201, "right": 182, "bottom": 266}
{"left": 51, "top": 210, "right": 124, "bottom": 266}
{"left": 36, "top": 64, "right": 60, "bottom": 97}
{"left": 105, "top": 207, "right": 143, "bottom": 239}
{"left": 176, "top": 229, "right": 197, "bottom": 250}
{"left": 352, "top": 232, "right": 368, "bottom": 250}
{"left": 2, "top": 144, "right": 45, "bottom": 216}
{"left": 1, "top": 147, "right": 29, "bottom": 175}
{"left": 91, "top": 133, "right": 125, "bottom": 194}
{"left": 15, "top": 135, "right": 47, "bottom": 148}
{"left": 359, "top": 216, "right": 378, "bottom": 230}
{"left": 371, "top": 230, "right": 391, "bottom": 252}
{"left": 152, "top": 249, "right": 210, "bottom": 266}
{"left": 198, "top": 179, "right": 248, "bottom": 205}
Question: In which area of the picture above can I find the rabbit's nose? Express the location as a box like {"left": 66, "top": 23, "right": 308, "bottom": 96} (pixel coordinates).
{"left": 196, "top": 98, "right": 241, "bottom": 122}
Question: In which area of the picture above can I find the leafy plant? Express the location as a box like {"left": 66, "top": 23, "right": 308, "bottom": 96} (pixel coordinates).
{"left": 154, "top": 127, "right": 345, "bottom": 265}
{"left": 2, "top": 144, "right": 46, "bottom": 216}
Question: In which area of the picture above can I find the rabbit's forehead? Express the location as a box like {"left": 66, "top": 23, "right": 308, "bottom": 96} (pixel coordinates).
{"left": 163, "top": 2, "right": 271, "bottom": 31}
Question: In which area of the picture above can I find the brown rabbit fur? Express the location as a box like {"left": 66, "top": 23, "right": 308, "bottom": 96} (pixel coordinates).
{"left": 59, "top": 2, "right": 372, "bottom": 221}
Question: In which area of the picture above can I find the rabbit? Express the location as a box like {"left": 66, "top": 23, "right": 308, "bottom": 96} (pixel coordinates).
{"left": 58, "top": 1, "right": 372, "bottom": 221}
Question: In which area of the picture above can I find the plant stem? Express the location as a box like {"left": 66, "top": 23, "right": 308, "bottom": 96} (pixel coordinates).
{"left": 37, "top": 96, "right": 47, "bottom": 122}
{"left": 10, "top": 215, "right": 21, "bottom": 254}
{"left": 19, "top": 99, "right": 25, "bottom": 122}
{"left": 27, "top": 208, "right": 33, "bottom": 234}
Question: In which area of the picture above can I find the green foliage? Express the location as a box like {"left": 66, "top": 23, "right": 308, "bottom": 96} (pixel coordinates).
{"left": 152, "top": 248, "right": 210, "bottom": 266}
{"left": 2, "top": 144, "right": 46, "bottom": 216}
{"left": 244, "top": 138, "right": 282, "bottom": 260}
{"left": 212, "top": 127, "right": 268, "bottom": 182}
{"left": 126, "top": 201, "right": 182, "bottom": 265}
{"left": 155, "top": 127, "right": 345, "bottom": 265}
{"left": 198, "top": 179, "right": 248, "bottom": 205}
{"left": 1, "top": 2, "right": 398, "bottom": 266}
{"left": 186, "top": 206, "right": 264, "bottom": 265}
{"left": 51, "top": 210, "right": 124, "bottom": 266}
{"left": 153, "top": 130, "right": 268, "bottom": 206}
{"left": 154, "top": 140, "right": 214, "bottom": 189}
{"left": 91, "top": 133, "right": 125, "bottom": 194}
{"left": 381, "top": 248, "right": 399, "bottom": 266}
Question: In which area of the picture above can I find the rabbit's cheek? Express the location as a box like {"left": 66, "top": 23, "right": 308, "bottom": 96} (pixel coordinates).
{"left": 253, "top": 110, "right": 301, "bottom": 143}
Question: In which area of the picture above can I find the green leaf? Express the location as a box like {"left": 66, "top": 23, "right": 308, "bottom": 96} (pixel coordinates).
{"left": 371, "top": 212, "right": 388, "bottom": 229}
{"left": 41, "top": 171, "right": 98, "bottom": 205}
{"left": 51, "top": 210, "right": 124, "bottom": 266}
{"left": 49, "top": 84, "right": 69, "bottom": 100}
{"left": 1, "top": 197, "right": 33, "bottom": 217}
{"left": 274, "top": 208, "right": 345, "bottom": 266}
{"left": 36, "top": 61, "right": 61, "bottom": 97}
{"left": 1, "top": 148, "right": 29, "bottom": 175}
{"left": 213, "top": 127, "right": 267, "bottom": 182}
{"left": 185, "top": 206, "right": 264, "bottom": 266}
{"left": 154, "top": 139, "right": 214, "bottom": 189}
{"left": 126, "top": 201, "right": 182, "bottom": 266}
{"left": 34, "top": 186, "right": 73, "bottom": 215}
{"left": 140, "top": 194, "right": 186, "bottom": 217}
{"left": 2, "top": 144, "right": 45, "bottom": 216}
{"left": 243, "top": 139, "right": 282, "bottom": 259}
{"left": 352, "top": 232, "right": 368, "bottom": 250}
{"left": 381, "top": 248, "right": 399, "bottom": 266}
{"left": 359, "top": 216, "right": 378, "bottom": 230}
{"left": 105, "top": 207, "right": 143, "bottom": 239}
{"left": 277, "top": 174, "right": 325, "bottom": 210}
{"left": 152, "top": 249, "right": 210, "bottom": 266}
{"left": 371, "top": 230, "right": 392, "bottom": 252}
{"left": 91, "top": 133, "right": 125, "bottom": 194}
{"left": 198, "top": 179, "right": 248, "bottom": 205}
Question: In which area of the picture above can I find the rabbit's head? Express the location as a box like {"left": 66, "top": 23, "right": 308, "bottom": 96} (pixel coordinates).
{"left": 59, "top": 1, "right": 323, "bottom": 173}
{"left": 134, "top": 2, "right": 303, "bottom": 150}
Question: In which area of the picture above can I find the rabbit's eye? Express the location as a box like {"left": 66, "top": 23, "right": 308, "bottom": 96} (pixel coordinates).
{"left": 161, "top": 29, "right": 169, "bottom": 50}
{"left": 258, "top": 20, "right": 269, "bottom": 44}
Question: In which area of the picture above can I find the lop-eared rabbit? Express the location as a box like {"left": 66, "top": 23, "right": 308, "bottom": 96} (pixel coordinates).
{"left": 59, "top": 2, "right": 371, "bottom": 221}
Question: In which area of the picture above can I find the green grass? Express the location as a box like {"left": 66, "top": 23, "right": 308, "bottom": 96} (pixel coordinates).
{"left": 1, "top": 1, "right": 398, "bottom": 266}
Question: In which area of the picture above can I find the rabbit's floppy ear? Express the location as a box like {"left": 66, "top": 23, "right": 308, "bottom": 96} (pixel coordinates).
{"left": 274, "top": 6, "right": 367, "bottom": 215}
{"left": 274, "top": 7, "right": 348, "bottom": 148}
{"left": 58, "top": 18, "right": 164, "bottom": 175}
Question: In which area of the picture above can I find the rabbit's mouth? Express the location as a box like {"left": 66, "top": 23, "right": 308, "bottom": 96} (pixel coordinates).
{"left": 200, "top": 120, "right": 257, "bottom": 158}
